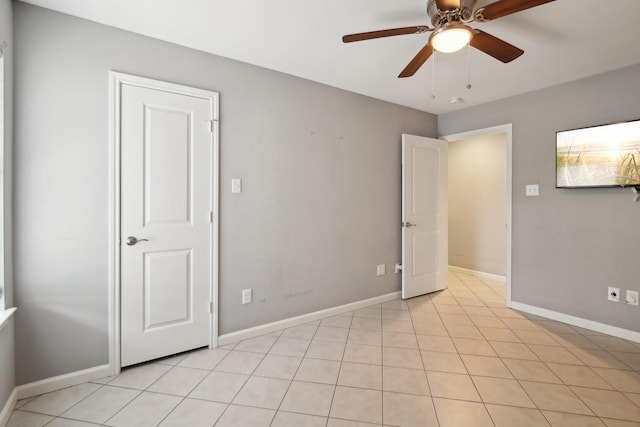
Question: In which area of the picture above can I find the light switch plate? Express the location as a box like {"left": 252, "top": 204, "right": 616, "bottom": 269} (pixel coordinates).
{"left": 526, "top": 184, "right": 539, "bottom": 197}
{"left": 232, "top": 178, "right": 242, "bottom": 194}
{"left": 376, "top": 264, "right": 386, "bottom": 276}
{"left": 242, "top": 288, "right": 252, "bottom": 304}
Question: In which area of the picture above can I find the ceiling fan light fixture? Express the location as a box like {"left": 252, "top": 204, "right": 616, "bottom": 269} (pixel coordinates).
{"left": 430, "top": 24, "right": 473, "bottom": 53}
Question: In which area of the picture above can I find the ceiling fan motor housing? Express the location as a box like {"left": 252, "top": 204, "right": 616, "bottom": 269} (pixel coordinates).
{"left": 427, "top": 0, "right": 476, "bottom": 27}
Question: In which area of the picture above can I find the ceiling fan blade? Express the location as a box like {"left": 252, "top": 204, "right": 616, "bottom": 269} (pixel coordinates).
{"left": 342, "top": 26, "right": 429, "bottom": 43}
{"left": 470, "top": 30, "right": 524, "bottom": 63}
{"left": 435, "top": 0, "right": 461, "bottom": 11}
{"left": 398, "top": 43, "right": 434, "bottom": 78}
{"left": 479, "top": 0, "right": 555, "bottom": 21}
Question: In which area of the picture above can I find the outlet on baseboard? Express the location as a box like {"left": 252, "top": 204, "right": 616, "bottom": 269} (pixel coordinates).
{"left": 242, "top": 288, "right": 252, "bottom": 304}
{"left": 376, "top": 264, "right": 386, "bottom": 276}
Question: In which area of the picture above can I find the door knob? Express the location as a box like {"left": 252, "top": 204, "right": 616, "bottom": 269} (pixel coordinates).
{"left": 402, "top": 222, "right": 416, "bottom": 228}
{"left": 126, "top": 236, "right": 149, "bottom": 246}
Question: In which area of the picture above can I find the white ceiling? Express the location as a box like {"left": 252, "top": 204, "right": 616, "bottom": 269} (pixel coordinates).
{"left": 19, "top": 0, "right": 640, "bottom": 114}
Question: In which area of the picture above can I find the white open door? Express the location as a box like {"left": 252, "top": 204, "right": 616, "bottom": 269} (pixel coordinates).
{"left": 402, "top": 134, "right": 448, "bottom": 299}
{"left": 118, "top": 75, "right": 218, "bottom": 367}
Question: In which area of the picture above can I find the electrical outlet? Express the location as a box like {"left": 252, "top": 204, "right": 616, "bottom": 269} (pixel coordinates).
{"left": 625, "top": 290, "right": 639, "bottom": 306}
{"left": 232, "top": 178, "right": 242, "bottom": 194}
{"left": 525, "top": 184, "right": 539, "bottom": 197}
{"left": 242, "top": 288, "right": 252, "bottom": 304}
{"left": 376, "top": 264, "right": 386, "bottom": 276}
{"left": 608, "top": 287, "right": 620, "bottom": 302}
{"left": 395, "top": 263, "right": 402, "bottom": 274}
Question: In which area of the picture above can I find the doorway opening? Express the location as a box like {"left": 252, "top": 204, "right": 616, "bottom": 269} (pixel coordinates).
{"left": 442, "top": 124, "right": 512, "bottom": 306}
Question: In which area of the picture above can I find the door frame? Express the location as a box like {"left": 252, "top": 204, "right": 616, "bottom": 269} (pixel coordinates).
{"left": 108, "top": 71, "right": 220, "bottom": 375}
{"left": 441, "top": 124, "right": 513, "bottom": 306}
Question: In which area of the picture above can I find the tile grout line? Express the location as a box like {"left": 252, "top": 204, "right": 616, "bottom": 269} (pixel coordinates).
{"left": 220, "top": 329, "right": 286, "bottom": 427}
{"left": 268, "top": 318, "right": 322, "bottom": 426}
{"left": 409, "top": 295, "right": 440, "bottom": 426}
{"left": 456, "top": 273, "right": 499, "bottom": 427}
{"left": 10, "top": 270, "right": 640, "bottom": 426}
{"left": 322, "top": 312, "right": 354, "bottom": 427}
{"left": 153, "top": 357, "right": 217, "bottom": 426}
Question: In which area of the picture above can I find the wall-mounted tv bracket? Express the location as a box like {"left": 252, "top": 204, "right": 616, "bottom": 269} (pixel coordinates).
{"left": 631, "top": 186, "right": 640, "bottom": 202}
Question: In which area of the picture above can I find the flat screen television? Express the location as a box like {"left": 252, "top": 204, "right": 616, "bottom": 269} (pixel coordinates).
{"left": 556, "top": 119, "right": 640, "bottom": 188}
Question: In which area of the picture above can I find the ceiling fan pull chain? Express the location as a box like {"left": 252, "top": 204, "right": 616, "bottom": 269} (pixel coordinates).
{"left": 430, "top": 50, "right": 437, "bottom": 99}
{"left": 466, "top": 43, "right": 472, "bottom": 90}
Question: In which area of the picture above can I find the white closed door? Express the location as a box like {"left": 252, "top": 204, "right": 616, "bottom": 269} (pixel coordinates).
{"left": 120, "top": 79, "right": 215, "bottom": 367}
{"left": 402, "top": 134, "right": 448, "bottom": 299}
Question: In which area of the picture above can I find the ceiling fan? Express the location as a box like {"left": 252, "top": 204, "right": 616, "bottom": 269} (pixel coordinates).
{"left": 342, "top": 0, "right": 555, "bottom": 78}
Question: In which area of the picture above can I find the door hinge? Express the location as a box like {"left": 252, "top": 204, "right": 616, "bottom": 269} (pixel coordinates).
{"left": 209, "top": 211, "right": 214, "bottom": 223}
{"left": 209, "top": 302, "right": 213, "bottom": 314}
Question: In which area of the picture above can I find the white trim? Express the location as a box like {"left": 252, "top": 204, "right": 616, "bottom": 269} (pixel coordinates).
{"left": 108, "top": 71, "right": 121, "bottom": 377}
{"left": 10, "top": 291, "right": 399, "bottom": 402}
{"left": 218, "top": 291, "right": 402, "bottom": 346}
{"left": 441, "top": 124, "right": 513, "bottom": 307}
{"left": 109, "top": 71, "right": 219, "bottom": 374}
{"left": 511, "top": 301, "right": 640, "bottom": 343}
{"left": 0, "top": 388, "right": 16, "bottom": 427}
{"left": 0, "top": 307, "right": 15, "bottom": 332}
{"left": 15, "top": 364, "right": 111, "bottom": 400}
{"left": 448, "top": 265, "right": 506, "bottom": 282}
{"left": 210, "top": 117, "right": 220, "bottom": 349}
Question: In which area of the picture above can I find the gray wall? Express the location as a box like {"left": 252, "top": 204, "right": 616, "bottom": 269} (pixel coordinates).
{"left": 448, "top": 133, "right": 507, "bottom": 276}
{"left": 0, "top": 0, "right": 15, "bottom": 413}
{"left": 13, "top": 3, "right": 437, "bottom": 384}
{"left": 439, "top": 64, "right": 640, "bottom": 332}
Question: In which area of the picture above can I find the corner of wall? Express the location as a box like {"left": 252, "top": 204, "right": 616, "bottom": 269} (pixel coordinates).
{"left": 0, "top": 317, "right": 16, "bottom": 427}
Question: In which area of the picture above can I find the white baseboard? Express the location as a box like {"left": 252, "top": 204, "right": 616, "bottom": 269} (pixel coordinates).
{"left": 0, "top": 388, "right": 16, "bottom": 427}
{"left": 0, "top": 308, "right": 16, "bottom": 333}
{"left": 449, "top": 265, "right": 506, "bottom": 282}
{"left": 10, "top": 292, "right": 401, "bottom": 400}
{"left": 218, "top": 291, "right": 402, "bottom": 347}
{"left": 15, "top": 364, "right": 112, "bottom": 400}
{"left": 511, "top": 301, "right": 640, "bottom": 343}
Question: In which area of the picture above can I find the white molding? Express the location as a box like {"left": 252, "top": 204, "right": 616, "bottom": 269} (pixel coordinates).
{"left": 218, "top": 291, "right": 402, "bottom": 346}
{"left": 448, "top": 265, "right": 506, "bottom": 282}
{"left": 8, "top": 291, "right": 400, "bottom": 403}
{"left": 511, "top": 301, "right": 640, "bottom": 343}
{"left": 15, "top": 364, "right": 111, "bottom": 400}
{"left": 108, "top": 71, "right": 122, "bottom": 377}
{"left": 442, "top": 124, "right": 513, "bottom": 306}
{"left": 442, "top": 124, "right": 511, "bottom": 141}
{"left": 109, "top": 71, "right": 220, "bottom": 373}
{"left": 0, "top": 388, "right": 16, "bottom": 427}
{"left": 210, "top": 117, "right": 220, "bottom": 349}
{"left": 0, "top": 307, "right": 15, "bottom": 332}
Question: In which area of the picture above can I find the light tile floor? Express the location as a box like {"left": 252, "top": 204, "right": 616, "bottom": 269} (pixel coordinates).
{"left": 8, "top": 271, "right": 640, "bottom": 426}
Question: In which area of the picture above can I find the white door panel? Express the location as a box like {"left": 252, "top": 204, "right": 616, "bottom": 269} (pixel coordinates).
{"left": 412, "top": 231, "right": 438, "bottom": 277}
{"left": 120, "top": 82, "right": 214, "bottom": 367}
{"left": 143, "top": 249, "right": 192, "bottom": 330}
{"left": 402, "top": 134, "right": 448, "bottom": 299}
